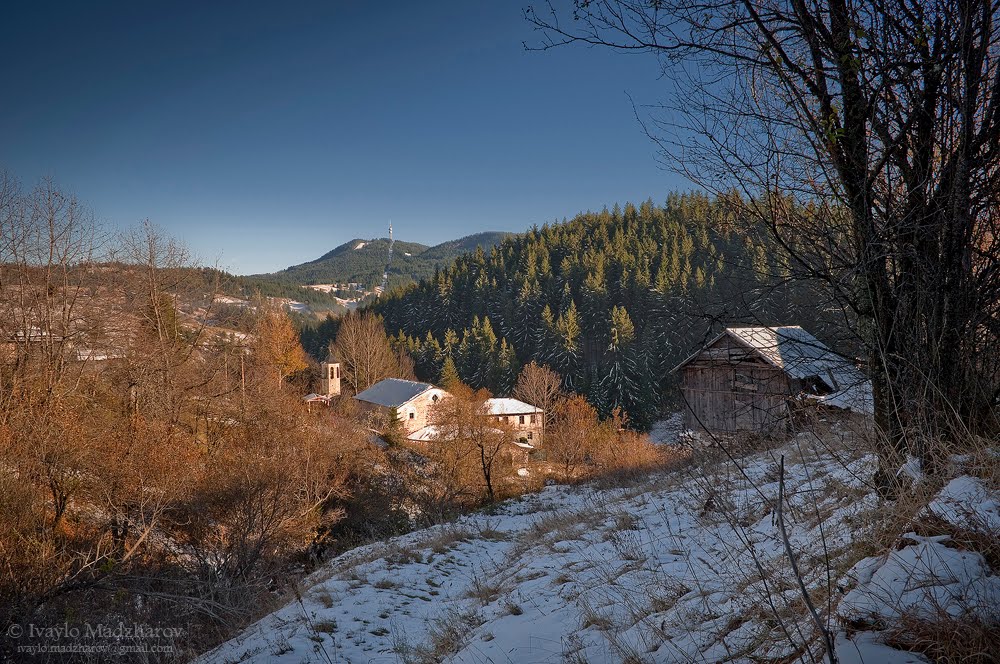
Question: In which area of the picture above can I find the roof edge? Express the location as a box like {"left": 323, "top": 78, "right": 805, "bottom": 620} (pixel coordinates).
{"left": 670, "top": 327, "right": 793, "bottom": 374}
{"left": 353, "top": 380, "right": 438, "bottom": 408}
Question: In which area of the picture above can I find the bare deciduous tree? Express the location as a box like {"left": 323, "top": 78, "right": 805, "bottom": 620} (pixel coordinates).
{"left": 546, "top": 394, "right": 601, "bottom": 480}
{"left": 513, "top": 361, "right": 563, "bottom": 437}
{"left": 429, "top": 384, "right": 514, "bottom": 503}
{"left": 527, "top": 0, "right": 1000, "bottom": 489}
{"left": 332, "top": 311, "right": 402, "bottom": 394}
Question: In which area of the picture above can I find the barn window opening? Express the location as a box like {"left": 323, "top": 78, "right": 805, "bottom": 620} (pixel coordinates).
{"left": 733, "top": 372, "right": 757, "bottom": 392}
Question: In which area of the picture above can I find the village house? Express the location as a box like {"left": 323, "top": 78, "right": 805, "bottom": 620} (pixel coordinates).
{"left": 352, "top": 378, "right": 545, "bottom": 446}
{"left": 353, "top": 378, "right": 449, "bottom": 435}
{"left": 484, "top": 398, "right": 544, "bottom": 444}
{"left": 674, "top": 326, "right": 871, "bottom": 434}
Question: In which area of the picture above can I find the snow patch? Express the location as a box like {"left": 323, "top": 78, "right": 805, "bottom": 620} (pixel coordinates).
{"left": 927, "top": 475, "right": 1000, "bottom": 532}
{"left": 648, "top": 412, "right": 683, "bottom": 445}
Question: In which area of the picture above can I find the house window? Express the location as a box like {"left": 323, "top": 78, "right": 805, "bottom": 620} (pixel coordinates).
{"left": 408, "top": 412, "right": 415, "bottom": 419}
{"left": 519, "top": 415, "right": 525, "bottom": 424}
{"left": 335, "top": 366, "right": 340, "bottom": 379}
{"left": 529, "top": 414, "right": 536, "bottom": 424}
{"left": 527, "top": 432, "right": 533, "bottom": 440}
{"left": 432, "top": 394, "right": 439, "bottom": 403}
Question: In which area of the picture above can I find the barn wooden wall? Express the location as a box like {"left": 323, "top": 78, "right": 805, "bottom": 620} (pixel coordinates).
{"left": 680, "top": 336, "right": 793, "bottom": 433}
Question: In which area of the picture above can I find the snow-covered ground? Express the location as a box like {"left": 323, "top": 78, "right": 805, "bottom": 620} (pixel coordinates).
{"left": 199, "top": 426, "right": 998, "bottom": 664}
{"left": 837, "top": 474, "right": 1000, "bottom": 663}
{"left": 648, "top": 412, "right": 683, "bottom": 445}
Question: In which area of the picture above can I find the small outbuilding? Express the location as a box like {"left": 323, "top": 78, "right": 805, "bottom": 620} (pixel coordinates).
{"left": 673, "top": 326, "right": 870, "bottom": 433}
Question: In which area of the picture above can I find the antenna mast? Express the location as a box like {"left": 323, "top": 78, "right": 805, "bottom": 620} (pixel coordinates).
{"left": 379, "top": 221, "right": 394, "bottom": 295}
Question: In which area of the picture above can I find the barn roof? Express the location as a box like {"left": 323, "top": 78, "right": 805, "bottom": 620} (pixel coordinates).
{"left": 675, "top": 326, "right": 864, "bottom": 388}
{"left": 730, "top": 326, "right": 855, "bottom": 381}
{"left": 354, "top": 378, "right": 435, "bottom": 408}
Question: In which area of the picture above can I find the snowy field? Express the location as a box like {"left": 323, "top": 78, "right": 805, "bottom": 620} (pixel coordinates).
{"left": 199, "top": 424, "right": 998, "bottom": 664}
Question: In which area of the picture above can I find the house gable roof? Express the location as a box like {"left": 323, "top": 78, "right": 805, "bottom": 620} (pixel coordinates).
{"left": 354, "top": 378, "right": 436, "bottom": 408}
{"left": 484, "top": 398, "right": 542, "bottom": 416}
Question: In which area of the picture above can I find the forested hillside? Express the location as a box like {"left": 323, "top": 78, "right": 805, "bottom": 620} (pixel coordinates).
{"left": 256, "top": 231, "right": 510, "bottom": 289}
{"left": 164, "top": 266, "right": 350, "bottom": 313}
{"left": 374, "top": 192, "right": 849, "bottom": 429}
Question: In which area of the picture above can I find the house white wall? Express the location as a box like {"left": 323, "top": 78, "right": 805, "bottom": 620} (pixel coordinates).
{"left": 396, "top": 387, "right": 448, "bottom": 434}
{"left": 490, "top": 411, "right": 543, "bottom": 443}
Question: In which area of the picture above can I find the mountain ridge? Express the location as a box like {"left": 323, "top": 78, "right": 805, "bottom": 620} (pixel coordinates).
{"left": 252, "top": 231, "right": 511, "bottom": 288}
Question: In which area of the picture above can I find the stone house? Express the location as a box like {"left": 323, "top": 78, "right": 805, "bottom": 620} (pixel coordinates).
{"left": 353, "top": 378, "right": 449, "bottom": 435}
{"left": 484, "top": 398, "right": 544, "bottom": 444}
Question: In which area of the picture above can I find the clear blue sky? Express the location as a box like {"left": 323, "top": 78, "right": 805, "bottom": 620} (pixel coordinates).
{"left": 1, "top": 1, "right": 688, "bottom": 274}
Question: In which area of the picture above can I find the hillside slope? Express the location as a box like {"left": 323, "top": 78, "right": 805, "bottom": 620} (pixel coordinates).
{"left": 198, "top": 424, "right": 998, "bottom": 664}
{"left": 256, "top": 231, "right": 510, "bottom": 289}
{"left": 374, "top": 193, "right": 851, "bottom": 429}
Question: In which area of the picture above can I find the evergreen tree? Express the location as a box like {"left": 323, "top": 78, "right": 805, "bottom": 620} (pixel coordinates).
{"left": 439, "top": 355, "right": 461, "bottom": 389}
{"left": 374, "top": 192, "right": 848, "bottom": 430}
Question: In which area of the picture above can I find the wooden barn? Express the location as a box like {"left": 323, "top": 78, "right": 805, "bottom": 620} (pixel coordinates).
{"left": 673, "top": 326, "right": 869, "bottom": 433}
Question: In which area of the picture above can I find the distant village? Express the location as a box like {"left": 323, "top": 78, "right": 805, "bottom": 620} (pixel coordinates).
{"left": 298, "top": 324, "right": 872, "bottom": 479}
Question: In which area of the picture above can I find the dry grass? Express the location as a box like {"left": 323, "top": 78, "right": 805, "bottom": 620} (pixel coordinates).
{"left": 399, "top": 608, "right": 483, "bottom": 664}
{"left": 512, "top": 508, "right": 607, "bottom": 556}
{"left": 580, "top": 600, "right": 614, "bottom": 631}
{"left": 885, "top": 607, "right": 1000, "bottom": 664}
{"left": 311, "top": 587, "right": 335, "bottom": 609}
{"left": 466, "top": 573, "right": 504, "bottom": 605}
{"left": 908, "top": 512, "right": 1000, "bottom": 570}
{"left": 311, "top": 619, "right": 338, "bottom": 634}
{"left": 419, "top": 525, "right": 473, "bottom": 554}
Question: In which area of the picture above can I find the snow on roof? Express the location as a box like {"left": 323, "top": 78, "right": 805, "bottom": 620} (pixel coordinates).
{"left": 723, "top": 326, "right": 853, "bottom": 382}
{"left": 407, "top": 425, "right": 441, "bottom": 442}
{"left": 407, "top": 424, "right": 507, "bottom": 443}
{"left": 354, "top": 378, "right": 435, "bottom": 408}
{"left": 678, "top": 326, "right": 863, "bottom": 386}
{"left": 725, "top": 327, "right": 871, "bottom": 409}
{"left": 485, "top": 398, "right": 541, "bottom": 415}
